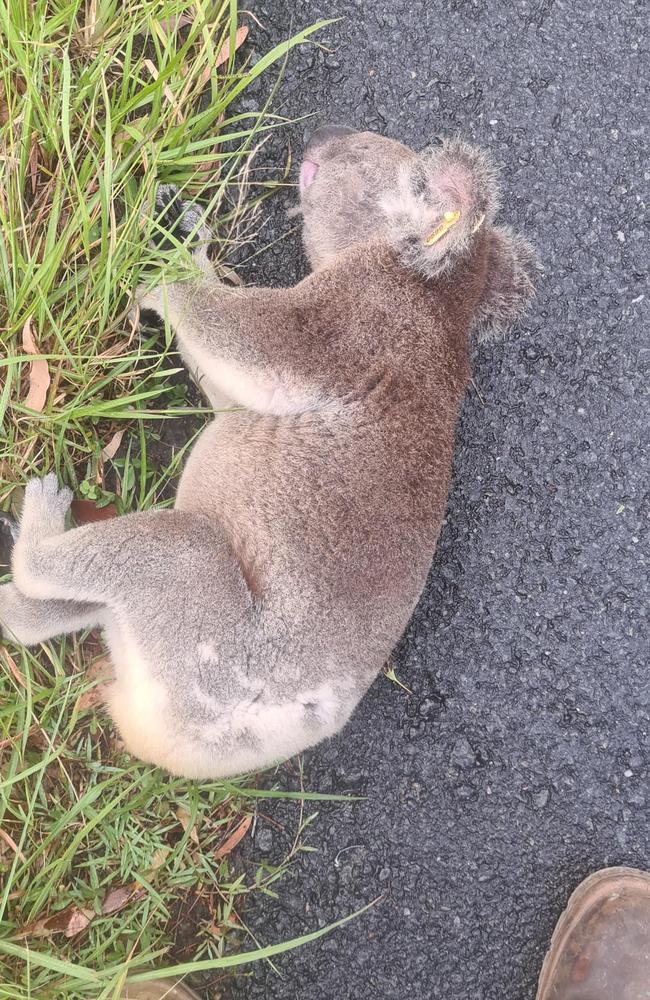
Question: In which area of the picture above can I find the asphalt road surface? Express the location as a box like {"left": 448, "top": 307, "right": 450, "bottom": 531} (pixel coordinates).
{"left": 223, "top": 3, "right": 649, "bottom": 998}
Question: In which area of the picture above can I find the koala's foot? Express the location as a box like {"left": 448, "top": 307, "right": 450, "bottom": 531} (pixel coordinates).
{"left": 11, "top": 475, "right": 72, "bottom": 599}
{"left": 20, "top": 474, "right": 72, "bottom": 539}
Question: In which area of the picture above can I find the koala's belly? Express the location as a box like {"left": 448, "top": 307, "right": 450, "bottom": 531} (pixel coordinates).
{"left": 176, "top": 408, "right": 363, "bottom": 542}
{"left": 175, "top": 408, "right": 445, "bottom": 630}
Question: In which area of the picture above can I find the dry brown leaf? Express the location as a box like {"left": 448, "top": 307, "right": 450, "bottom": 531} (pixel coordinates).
{"left": 27, "top": 132, "right": 40, "bottom": 196}
{"left": 215, "top": 25, "right": 249, "bottom": 69}
{"left": 158, "top": 12, "right": 193, "bottom": 32}
{"left": 16, "top": 882, "right": 146, "bottom": 940}
{"left": 0, "top": 827, "right": 26, "bottom": 864}
{"left": 75, "top": 684, "right": 107, "bottom": 713}
{"left": 71, "top": 499, "right": 118, "bottom": 525}
{"left": 21, "top": 316, "right": 50, "bottom": 412}
{"left": 74, "top": 656, "right": 114, "bottom": 713}
{"left": 26, "top": 726, "right": 50, "bottom": 751}
{"left": 144, "top": 58, "right": 181, "bottom": 120}
{"left": 75, "top": 656, "right": 112, "bottom": 712}
{"left": 100, "top": 429, "right": 125, "bottom": 461}
{"left": 0, "top": 81, "right": 8, "bottom": 127}
{"left": 207, "top": 910, "right": 241, "bottom": 938}
{"left": 193, "top": 25, "right": 250, "bottom": 92}
{"left": 175, "top": 806, "right": 200, "bottom": 845}
{"left": 215, "top": 814, "right": 252, "bottom": 859}
{"left": 101, "top": 882, "right": 146, "bottom": 916}
{"left": 16, "top": 903, "right": 94, "bottom": 939}
{"left": 87, "top": 654, "right": 113, "bottom": 683}
{"left": 149, "top": 846, "right": 170, "bottom": 872}
{"left": 64, "top": 908, "right": 95, "bottom": 937}
{"left": 1, "top": 647, "right": 27, "bottom": 690}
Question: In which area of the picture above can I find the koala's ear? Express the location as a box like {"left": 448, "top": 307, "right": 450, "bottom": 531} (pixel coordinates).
{"left": 382, "top": 138, "right": 500, "bottom": 278}
{"left": 471, "top": 226, "right": 539, "bottom": 341}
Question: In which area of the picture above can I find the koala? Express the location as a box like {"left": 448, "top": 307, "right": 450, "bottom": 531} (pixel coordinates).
{"left": 0, "top": 127, "right": 536, "bottom": 779}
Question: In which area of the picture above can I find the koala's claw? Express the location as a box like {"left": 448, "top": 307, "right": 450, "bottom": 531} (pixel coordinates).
{"left": 21, "top": 474, "right": 73, "bottom": 537}
{"left": 0, "top": 512, "right": 18, "bottom": 571}
{"left": 151, "top": 184, "right": 212, "bottom": 254}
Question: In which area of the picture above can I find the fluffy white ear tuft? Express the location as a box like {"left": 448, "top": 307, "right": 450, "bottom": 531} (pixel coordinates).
{"left": 381, "top": 138, "right": 501, "bottom": 278}
{"left": 471, "top": 226, "right": 539, "bottom": 341}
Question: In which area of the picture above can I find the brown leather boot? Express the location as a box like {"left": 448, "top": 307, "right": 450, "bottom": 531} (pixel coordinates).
{"left": 536, "top": 867, "right": 650, "bottom": 1000}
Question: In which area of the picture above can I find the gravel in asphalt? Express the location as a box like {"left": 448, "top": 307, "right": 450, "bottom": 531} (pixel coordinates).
{"left": 221, "top": 3, "right": 648, "bottom": 998}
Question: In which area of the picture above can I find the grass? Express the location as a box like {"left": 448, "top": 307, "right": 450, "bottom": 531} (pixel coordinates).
{"left": 0, "top": 2, "right": 344, "bottom": 996}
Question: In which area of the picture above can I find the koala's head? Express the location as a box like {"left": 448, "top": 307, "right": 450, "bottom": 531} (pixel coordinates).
{"left": 298, "top": 125, "right": 537, "bottom": 339}
{"left": 298, "top": 125, "right": 501, "bottom": 279}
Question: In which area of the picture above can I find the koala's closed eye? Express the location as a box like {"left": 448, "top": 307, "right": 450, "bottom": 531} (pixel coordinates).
{"left": 409, "top": 164, "right": 430, "bottom": 199}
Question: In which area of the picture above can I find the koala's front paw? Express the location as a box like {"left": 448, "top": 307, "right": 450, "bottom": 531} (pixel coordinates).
{"left": 132, "top": 281, "right": 165, "bottom": 321}
{"left": 132, "top": 186, "right": 214, "bottom": 325}
{"left": 152, "top": 184, "right": 213, "bottom": 265}
{"left": 9, "top": 477, "right": 71, "bottom": 601}
{"left": 20, "top": 474, "right": 72, "bottom": 540}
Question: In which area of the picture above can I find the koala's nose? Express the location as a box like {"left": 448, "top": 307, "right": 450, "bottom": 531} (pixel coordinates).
{"left": 305, "top": 124, "right": 357, "bottom": 155}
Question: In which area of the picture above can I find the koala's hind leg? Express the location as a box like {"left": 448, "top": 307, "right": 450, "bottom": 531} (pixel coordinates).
{"left": 10, "top": 476, "right": 258, "bottom": 776}
{"left": 0, "top": 500, "right": 105, "bottom": 643}
{"left": 0, "top": 583, "right": 105, "bottom": 646}
{"left": 12, "top": 475, "right": 251, "bottom": 611}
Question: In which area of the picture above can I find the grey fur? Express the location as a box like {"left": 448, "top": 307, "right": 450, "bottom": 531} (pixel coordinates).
{"left": 0, "top": 131, "right": 536, "bottom": 778}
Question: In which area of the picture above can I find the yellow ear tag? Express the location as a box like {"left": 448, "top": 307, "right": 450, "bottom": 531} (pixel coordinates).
{"left": 424, "top": 209, "right": 461, "bottom": 246}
